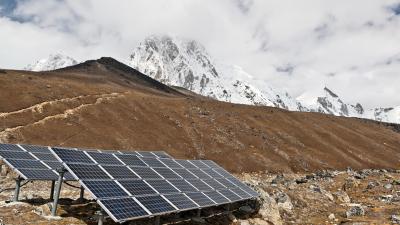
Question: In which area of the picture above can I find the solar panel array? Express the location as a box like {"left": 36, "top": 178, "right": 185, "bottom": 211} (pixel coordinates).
{"left": 0, "top": 143, "right": 171, "bottom": 181}
{"left": 51, "top": 148, "right": 259, "bottom": 222}
{"left": 0, "top": 143, "right": 75, "bottom": 180}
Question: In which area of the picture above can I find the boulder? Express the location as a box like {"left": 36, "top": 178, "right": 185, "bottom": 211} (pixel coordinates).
{"left": 346, "top": 204, "right": 365, "bottom": 218}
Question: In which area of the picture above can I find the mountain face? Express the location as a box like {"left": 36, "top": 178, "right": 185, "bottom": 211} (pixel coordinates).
{"left": 24, "top": 54, "right": 77, "bottom": 72}
{"left": 128, "top": 35, "right": 303, "bottom": 111}
{"left": 24, "top": 36, "right": 399, "bottom": 124}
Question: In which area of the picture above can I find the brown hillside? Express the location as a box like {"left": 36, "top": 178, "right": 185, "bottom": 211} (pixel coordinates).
{"left": 0, "top": 58, "right": 399, "bottom": 173}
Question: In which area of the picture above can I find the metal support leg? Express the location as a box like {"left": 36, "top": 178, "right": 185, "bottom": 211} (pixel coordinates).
{"left": 79, "top": 186, "right": 84, "bottom": 201}
{"left": 13, "top": 177, "right": 22, "bottom": 202}
{"left": 97, "top": 210, "right": 104, "bottom": 225}
{"left": 50, "top": 180, "right": 55, "bottom": 201}
{"left": 196, "top": 208, "right": 201, "bottom": 217}
{"left": 154, "top": 216, "right": 160, "bottom": 225}
{"left": 51, "top": 167, "right": 66, "bottom": 217}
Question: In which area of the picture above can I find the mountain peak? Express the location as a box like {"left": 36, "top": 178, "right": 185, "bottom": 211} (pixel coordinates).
{"left": 24, "top": 53, "right": 78, "bottom": 71}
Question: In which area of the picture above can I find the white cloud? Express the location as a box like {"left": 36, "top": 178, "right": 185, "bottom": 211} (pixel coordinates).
{"left": 0, "top": 0, "right": 399, "bottom": 108}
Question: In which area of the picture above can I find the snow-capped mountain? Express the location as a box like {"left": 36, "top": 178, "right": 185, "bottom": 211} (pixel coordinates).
{"left": 23, "top": 35, "right": 399, "bottom": 124}
{"left": 128, "top": 35, "right": 303, "bottom": 111}
{"left": 24, "top": 54, "right": 77, "bottom": 71}
{"left": 298, "top": 87, "right": 400, "bottom": 124}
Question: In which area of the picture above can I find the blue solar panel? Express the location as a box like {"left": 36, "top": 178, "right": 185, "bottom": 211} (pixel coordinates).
{"left": 167, "top": 179, "right": 198, "bottom": 193}
{"left": 176, "top": 160, "right": 197, "bottom": 169}
{"left": 185, "top": 192, "right": 215, "bottom": 207}
{"left": 118, "top": 180, "right": 157, "bottom": 196}
{"left": 87, "top": 152, "right": 123, "bottom": 165}
{"left": 145, "top": 180, "right": 179, "bottom": 194}
{"left": 152, "top": 167, "right": 181, "bottom": 179}
{"left": 115, "top": 154, "right": 147, "bottom": 167}
{"left": 129, "top": 166, "right": 162, "bottom": 179}
{"left": 66, "top": 164, "right": 110, "bottom": 180}
{"left": 0, "top": 151, "right": 35, "bottom": 160}
{"left": 101, "top": 165, "right": 139, "bottom": 179}
{"left": 203, "top": 179, "right": 226, "bottom": 190}
{"left": 52, "top": 147, "right": 93, "bottom": 164}
{"left": 187, "top": 169, "right": 212, "bottom": 179}
{"left": 20, "top": 144, "right": 50, "bottom": 153}
{"left": 136, "top": 195, "right": 175, "bottom": 214}
{"left": 218, "top": 189, "right": 241, "bottom": 202}
{"left": 6, "top": 159, "right": 48, "bottom": 170}
{"left": 171, "top": 168, "right": 198, "bottom": 179}
{"left": 159, "top": 159, "right": 182, "bottom": 168}
{"left": 0, "top": 143, "right": 23, "bottom": 151}
{"left": 187, "top": 179, "right": 213, "bottom": 191}
{"left": 164, "top": 193, "right": 198, "bottom": 210}
{"left": 140, "top": 157, "right": 166, "bottom": 168}
{"left": 204, "top": 191, "right": 230, "bottom": 204}
{"left": 18, "top": 169, "right": 58, "bottom": 180}
{"left": 99, "top": 197, "right": 148, "bottom": 221}
{"left": 31, "top": 152, "right": 58, "bottom": 161}
{"left": 83, "top": 180, "right": 129, "bottom": 199}
{"left": 189, "top": 160, "right": 209, "bottom": 169}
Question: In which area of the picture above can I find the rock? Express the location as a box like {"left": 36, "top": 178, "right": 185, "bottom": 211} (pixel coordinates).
{"left": 328, "top": 213, "right": 335, "bottom": 220}
{"left": 384, "top": 174, "right": 394, "bottom": 179}
{"left": 392, "top": 180, "right": 400, "bottom": 185}
{"left": 380, "top": 195, "right": 393, "bottom": 203}
{"left": 333, "top": 190, "right": 351, "bottom": 203}
{"left": 274, "top": 192, "right": 293, "bottom": 213}
{"left": 343, "top": 177, "right": 360, "bottom": 191}
{"left": 384, "top": 183, "right": 393, "bottom": 189}
{"left": 271, "top": 174, "right": 285, "bottom": 185}
{"left": 239, "top": 220, "right": 251, "bottom": 225}
{"left": 295, "top": 177, "right": 308, "bottom": 184}
{"left": 366, "top": 181, "right": 380, "bottom": 189}
{"left": 391, "top": 215, "right": 400, "bottom": 224}
{"left": 346, "top": 204, "right": 365, "bottom": 218}
{"left": 257, "top": 189, "right": 283, "bottom": 225}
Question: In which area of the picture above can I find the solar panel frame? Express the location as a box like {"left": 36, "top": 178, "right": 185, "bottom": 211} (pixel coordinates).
{"left": 185, "top": 192, "right": 215, "bottom": 207}
{"left": 140, "top": 157, "right": 166, "bottom": 168}
{"left": 98, "top": 197, "right": 150, "bottom": 222}
{"left": 136, "top": 195, "right": 177, "bottom": 214}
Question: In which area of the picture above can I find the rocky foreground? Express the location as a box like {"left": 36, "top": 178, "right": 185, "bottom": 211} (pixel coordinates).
{"left": 1, "top": 165, "right": 400, "bottom": 225}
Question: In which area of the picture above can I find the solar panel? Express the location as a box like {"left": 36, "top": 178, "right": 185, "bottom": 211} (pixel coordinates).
{"left": 203, "top": 191, "right": 230, "bottom": 204}
{"left": 5, "top": 159, "right": 48, "bottom": 169}
{"left": 145, "top": 180, "right": 179, "bottom": 194}
{"left": 186, "top": 179, "right": 213, "bottom": 191}
{"left": 99, "top": 197, "right": 149, "bottom": 221}
{"left": 118, "top": 180, "right": 157, "bottom": 196}
{"left": 18, "top": 169, "right": 59, "bottom": 180}
{"left": 152, "top": 167, "right": 181, "bottom": 179}
{"left": 83, "top": 180, "right": 129, "bottom": 199}
{"left": 176, "top": 160, "right": 197, "bottom": 169}
{"left": 164, "top": 193, "right": 198, "bottom": 210}
{"left": 215, "top": 178, "right": 237, "bottom": 189}
{"left": 136, "top": 195, "right": 176, "bottom": 214}
{"left": 231, "top": 188, "right": 252, "bottom": 199}
{"left": 0, "top": 151, "right": 36, "bottom": 160}
{"left": 52, "top": 147, "right": 93, "bottom": 164}
{"left": 136, "top": 151, "right": 157, "bottom": 158}
{"left": 129, "top": 166, "right": 162, "bottom": 179}
{"left": 167, "top": 179, "right": 198, "bottom": 193}
{"left": 159, "top": 159, "right": 183, "bottom": 168}
{"left": 116, "top": 154, "right": 147, "bottom": 167}
{"left": 87, "top": 152, "right": 124, "bottom": 165}
{"left": 31, "top": 152, "right": 58, "bottom": 161}
{"left": 151, "top": 151, "right": 171, "bottom": 159}
{"left": 203, "top": 179, "right": 226, "bottom": 190}
{"left": 218, "top": 189, "right": 241, "bottom": 202}
{"left": 102, "top": 165, "right": 139, "bottom": 179}
{"left": 0, "top": 143, "right": 23, "bottom": 151}
{"left": 202, "top": 168, "right": 224, "bottom": 178}
{"left": 172, "top": 168, "right": 198, "bottom": 179}
{"left": 67, "top": 164, "right": 110, "bottom": 180}
{"left": 187, "top": 169, "right": 212, "bottom": 179}
{"left": 140, "top": 157, "right": 166, "bottom": 168}
{"left": 213, "top": 168, "right": 235, "bottom": 178}
{"left": 201, "top": 160, "right": 221, "bottom": 168}
{"left": 20, "top": 144, "right": 51, "bottom": 153}
{"left": 185, "top": 192, "right": 215, "bottom": 207}
{"left": 189, "top": 160, "right": 210, "bottom": 169}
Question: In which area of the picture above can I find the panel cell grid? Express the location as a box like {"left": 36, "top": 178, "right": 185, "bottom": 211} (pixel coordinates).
{"left": 218, "top": 189, "right": 242, "bottom": 202}
{"left": 152, "top": 167, "right": 181, "bottom": 179}
{"left": 140, "top": 157, "right": 166, "bottom": 168}
{"left": 20, "top": 144, "right": 51, "bottom": 153}
{"left": 204, "top": 191, "right": 230, "bottom": 204}
{"left": 172, "top": 168, "right": 198, "bottom": 179}
{"left": 101, "top": 166, "right": 139, "bottom": 179}
{"left": 215, "top": 178, "right": 237, "bottom": 189}
{"left": 0, "top": 151, "right": 36, "bottom": 160}
{"left": 129, "top": 166, "right": 162, "bottom": 179}
{"left": 6, "top": 159, "right": 48, "bottom": 170}
{"left": 136, "top": 195, "right": 175, "bottom": 214}
{"left": 203, "top": 179, "right": 226, "bottom": 190}
{"left": 187, "top": 179, "right": 213, "bottom": 191}
{"left": 167, "top": 179, "right": 198, "bottom": 193}
{"left": 187, "top": 169, "right": 212, "bottom": 179}
{"left": 202, "top": 160, "right": 221, "bottom": 168}
{"left": 176, "top": 160, "right": 197, "bottom": 169}
{"left": 159, "top": 159, "right": 182, "bottom": 169}
{"left": 99, "top": 197, "right": 148, "bottom": 221}
{"left": 136, "top": 151, "right": 157, "bottom": 158}
{"left": 83, "top": 180, "right": 129, "bottom": 199}
{"left": 214, "top": 168, "right": 235, "bottom": 178}
{"left": 18, "top": 169, "right": 58, "bottom": 180}
{"left": 0, "top": 143, "right": 23, "bottom": 151}
{"left": 52, "top": 147, "right": 94, "bottom": 164}
{"left": 231, "top": 188, "right": 252, "bottom": 199}
{"left": 164, "top": 193, "right": 198, "bottom": 210}
{"left": 202, "top": 168, "right": 224, "bottom": 178}
{"left": 118, "top": 180, "right": 157, "bottom": 196}
{"left": 185, "top": 192, "right": 215, "bottom": 207}
{"left": 189, "top": 160, "right": 210, "bottom": 169}
{"left": 88, "top": 152, "right": 123, "bottom": 165}
{"left": 32, "top": 152, "right": 58, "bottom": 162}
{"left": 67, "top": 164, "right": 110, "bottom": 180}
{"left": 145, "top": 180, "right": 179, "bottom": 194}
{"left": 116, "top": 154, "right": 147, "bottom": 167}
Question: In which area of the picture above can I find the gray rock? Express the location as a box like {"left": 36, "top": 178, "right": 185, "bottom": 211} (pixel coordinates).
{"left": 384, "top": 183, "right": 393, "bottom": 189}
{"left": 392, "top": 215, "right": 400, "bottom": 224}
{"left": 346, "top": 204, "right": 365, "bottom": 218}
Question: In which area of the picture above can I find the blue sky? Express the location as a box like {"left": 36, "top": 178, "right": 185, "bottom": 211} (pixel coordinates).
{"left": 0, "top": 0, "right": 400, "bottom": 108}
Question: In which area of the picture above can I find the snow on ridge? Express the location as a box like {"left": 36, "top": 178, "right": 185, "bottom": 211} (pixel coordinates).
{"left": 24, "top": 54, "right": 78, "bottom": 72}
